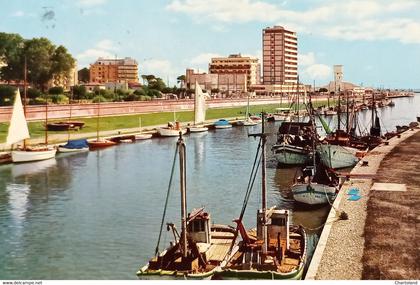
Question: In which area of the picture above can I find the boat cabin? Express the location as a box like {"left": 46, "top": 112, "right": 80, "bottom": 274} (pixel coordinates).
{"left": 187, "top": 208, "right": 211, "bottom": 244}
{"left": 257, "top": 208, "right": 290, "bottom": 250}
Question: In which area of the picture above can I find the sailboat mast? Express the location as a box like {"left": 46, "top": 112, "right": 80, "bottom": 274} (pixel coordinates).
{"left": 346, "top": 90, "right": 350, "bottom": 134}
{"left": 261, "top": 114, "right": 267, "bottom": 254}
{"left": 68, "top": 82, "right": 74, "bottom": 141}
{"left": 96, "top": 102, "right": 100, "bottom": 140}
{"left": 45, "top": 94, "right": 48, "bottom": 145}
{"left": 296, "top": 77, "right": 300, "bottom": 122}
{"left": 23, "top": 56, "right": 27, "bottom": 149}
{"left": 337, "top": 87, "right": 341, "bottom": 131}
{"left": 178, "top": 133, "right": 188, "bottom": 258}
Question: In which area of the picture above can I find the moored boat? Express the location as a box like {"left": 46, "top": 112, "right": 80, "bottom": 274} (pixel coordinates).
{"left": 272, "top": 144, "right": 311, "bottom": 166}
{"left": 137, "top": 134, "right": 238, "bottom": 279}
{"left": 58, "top": 139, "right": 89, "bottom": 153}
{"left": 317, "top": 144, "right": 359, "bottom": 169}
{"left": 88, "top": 139, "right": 117, "bottom": 149}
{"left": 214, "top": 119, "right": 232, "bottom": 129}
{"left": 188, "top": 81, "right": 208, "bottom": 133}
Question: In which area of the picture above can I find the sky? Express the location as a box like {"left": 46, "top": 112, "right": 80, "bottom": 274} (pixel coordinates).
{"left": 1, "top": 0, "right": 420, "bottom": 88}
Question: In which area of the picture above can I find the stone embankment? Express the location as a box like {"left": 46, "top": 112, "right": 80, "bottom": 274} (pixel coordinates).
{"left": 305, "top": 127, "right": 420, "bottom": 280}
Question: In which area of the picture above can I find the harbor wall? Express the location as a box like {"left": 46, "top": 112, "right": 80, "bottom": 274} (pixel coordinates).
{"left": 305, "top": 127, "right": 420, "bottom": 280}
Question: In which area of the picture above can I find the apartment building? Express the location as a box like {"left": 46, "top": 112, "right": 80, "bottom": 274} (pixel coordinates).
{"left": 208, "top": 54, "right": 260, "bottom": 91}
{"left": 262, "top": 26, "right": 298, "bottom": 85}
{"left": 90, "top": 57, "right": 139, "bottom": 84}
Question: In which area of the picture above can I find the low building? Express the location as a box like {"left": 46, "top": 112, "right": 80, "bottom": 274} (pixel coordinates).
{"left": 250, "top": 83, "right": 306, "bottom": 96}
{"left": 80, "top": 82, "right": 106, "bottom": 92}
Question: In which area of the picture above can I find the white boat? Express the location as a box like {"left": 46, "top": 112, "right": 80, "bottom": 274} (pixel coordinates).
{"left": 292, "top": 181, "right": 337, "bottom": 205}
{"left": 7, "top": 89, "right": 56, "bottom": 163}
{"left": 317, "top": 144, "right": 359, "bottom": 169}
{"left": 214, "top": 119, "right": 232, "bottom": 129}
{"left": 271, "top": 108, "right": 292, "bottom": 122}
{"left": 135, "top": 117, "right": 153, "bottom": 140}
{"left": 291, "top": 166, "right": 339, "bottom": 205}
{"left": 135, "top": 133, "right": 153, "bottom": 140}
{"left": 158, "top": 112, "right": 187, "bottom": 137}
{"left": 272, "top": 143, "right": 311, "bottom": 166}
{"left": 242, "top": 92, "right": 260, "bottom": 126}
{"left": 189, "top": 82, "right": 208, "bottom": 133}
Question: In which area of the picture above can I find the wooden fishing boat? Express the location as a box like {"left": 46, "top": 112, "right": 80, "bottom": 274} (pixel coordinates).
{"left": 214, "top": 115, "right": 307, "bottom": 280}
{"left": 137, "top": 134, "right": 238, "bottom": 279}
{"left": 88, "top": 139, "right": 117, "bottom": 149}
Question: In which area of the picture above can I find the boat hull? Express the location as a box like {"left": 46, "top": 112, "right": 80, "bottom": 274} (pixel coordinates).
{"left": 12, "top": 148, "right": 57, "bottom": 163}
{"left": 135, "top": 134, "right": 153, "bottom": 140}
{"left": 214, "top": 124, "right": 232, "bottom": 129}
{"left": 291, "top": 183, "right": 337, "bottom": 205}
{"left": 317, "top": 144, "right": 359, "bottom": 169}
{"left": 158, "top": 128, "right": 187, "bottom": 137}
{"left": 214, "top": 266, "right": 304, "bottom": 280}
{"left": 188, "top": 126, "right": 208, "bottom": 133}
{"left": 272, "top": 144, "right": 310, "bottom": 166}
{"left": 58, "top": 146, "right": 89, "bottom": 153}
{"left": 88, "top": 140, "right": 117, "bottom": 149}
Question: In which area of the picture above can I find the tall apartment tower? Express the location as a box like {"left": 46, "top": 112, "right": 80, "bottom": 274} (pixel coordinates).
{"left": 262, "top": 26, "right": 298, "bottom": 85}
{"left": 333, "top": 65, "right": 343, "bottom": 92}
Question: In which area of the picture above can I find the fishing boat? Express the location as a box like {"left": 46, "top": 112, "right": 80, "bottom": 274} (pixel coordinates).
{"left": 88, "top": 102, "right": 117, "bottom": 149}
{"left": 137, "top": 134, "right": 238, "bottom": 279}
{"left": 8, "top": 89, "right": 56, "bottom": 163}
{"left": 317, "top": 144, "right": 359, "bottom": 169}
{"left": 270, "top": 107, "right": 292, "bottom": 122}
{"left": 215, "top": 115, "right": 307, "bottom": 280}
{"left": 271, "top": 120, "right": 314, "bottom": 166}
{"left": 214, "top": 119, "right": 232, "bottom": 129}
{"left": 158, "top": 112, "right": 187, "bottom": 136}
{"left": 291, "top": 165, "right": 339, "bottom": 205}
{"left": 58, "top": 139, "right": 89, "bottom": 153}
{"left": 188, "top": 82, "right": 208, "bottom": 133}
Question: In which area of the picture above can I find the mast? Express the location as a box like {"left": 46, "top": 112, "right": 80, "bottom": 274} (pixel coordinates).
{"left": 296, "top": 77, "right": 300, "bottom": 122}
{"left": 346, "top": 90, "right": 350, "bottom": 134}
{"left": 45, "top": 93, "right": 48, "bottom": 145}
{"left": 96, "top": 102, "right": 100, "bottom": 141}
{"left": 178, "top": 133, "right": 188, "bottom": 258}
{"left": 68, "top": 79, "right": 74, "bottom": 141}
{"left": 261, "top": 113, "right": 267, "bottom": 254}
{"left": 23, "top": 56, "right": 27, "bottom": 149}
{"left": 337, "top": 87, "right": 341, "bottom": 131}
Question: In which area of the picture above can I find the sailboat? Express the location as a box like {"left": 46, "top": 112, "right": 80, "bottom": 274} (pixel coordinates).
{"left": 88, "top": 102, "right": 117, "bottom": 149}
{"left": 8, "top": 89, "right": 56, "bottom": 163}
{"left": 215, "top": 115, "right": 307, "bottom": 280}
{"left": 135, "top": 117, "right": 153, "bottom": 140}
{"left": 243, "top": 92, "right": 259, "bottom": 126}
{"left": 158, "top": 111, "right": 187, "bottom": 137}
{"left": 137, "top": 134, "right": 238, "bottom": 279}
{"left": 188, "top": 82, "right": 208, "bottom": 132}
{"left": 58, "top": 87, "right": 89, "bottom": 152}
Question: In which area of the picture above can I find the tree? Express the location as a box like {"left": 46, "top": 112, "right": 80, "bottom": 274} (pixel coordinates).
{"left": 177, "top": 75, "right": 186, "bottom": 87}
{"left": 148, "top": 77, "right": 166, "bottom": 91}
{"left": 0, "top": 85, "right": 16, "bottom": 106}
{"left": 0, "top": 33, "right": 25, "bottom": 82}
{"left": 319, "top": 87, "right": 328, "bottom": 93}
{"left": 48, "top": 86, "right": 64, "bottom": 95}
{"left": 72, "top": 85, "right": 87, "bottom": 100}
{"left": 51, "top": 45, "right": 75, "bottom": 78}
{"left": 78, "top": 67, "right": 89, "bottom": 83}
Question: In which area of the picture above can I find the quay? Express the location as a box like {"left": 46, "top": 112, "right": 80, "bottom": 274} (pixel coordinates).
{"left": 306, "top": 126, "right": 420, "bottom": 279}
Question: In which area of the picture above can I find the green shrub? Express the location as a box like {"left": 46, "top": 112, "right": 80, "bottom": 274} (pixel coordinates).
{"left": 27, "top": 88, "right": 43, "bottom": 99}
{"left": 139, "top": 95, "right": 152, "bottom": 101}
{"left": 92, "top": 95, "right": 107, "bottom": 103}
{"left": 48, "top": 86, "right": 64, "bottom": 95}
{"left": 50, "top": 94, "right": 69, "bottom": 104}
{"left": 0, "top": 85, "right": 16, "bottom": 106}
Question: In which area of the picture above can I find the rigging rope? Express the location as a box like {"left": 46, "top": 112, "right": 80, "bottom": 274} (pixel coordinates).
{"left": 154, "top": 143, "right": 179, "bottom": 256}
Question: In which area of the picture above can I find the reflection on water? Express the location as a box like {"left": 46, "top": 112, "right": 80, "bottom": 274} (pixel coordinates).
{"left": 0, "top": 95, "right": 418, "bottom": 279}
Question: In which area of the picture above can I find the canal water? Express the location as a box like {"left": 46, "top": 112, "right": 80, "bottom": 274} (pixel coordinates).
{"left": 0, "top": 95, "right": 419, "bottom": 279}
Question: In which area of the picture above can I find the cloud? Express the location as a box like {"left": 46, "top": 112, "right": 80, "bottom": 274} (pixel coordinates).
{"left": 190, "top": 53, "right": 222, "bottom": 65}
{"left": 11, "top": 11, "right": 25, "bottom": 17}
{"left": 167, "top": 0, "right": 420, "bottom": 44}
{"left": 77, "top": 0, "right": 107, "bottom": 7}
{"left": 303, "top": 64, "right": 332, "bottom": 80}
{"left": 298, "top": 52, "right": 316, "bottom": 67}
{"left": 76, "top": 39, "right": 118, "bottom": 67}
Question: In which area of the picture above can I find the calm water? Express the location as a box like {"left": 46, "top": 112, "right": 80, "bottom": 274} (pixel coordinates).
{"left": 0, "top": 95, "right": 419, "bottom": 279}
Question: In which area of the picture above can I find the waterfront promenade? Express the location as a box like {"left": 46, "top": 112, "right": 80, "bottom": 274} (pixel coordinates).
{"left": 306, "top": 126, "right": 420, "bottom": 280}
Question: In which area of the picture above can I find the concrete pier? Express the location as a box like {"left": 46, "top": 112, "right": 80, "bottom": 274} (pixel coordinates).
{"left": 305, "top": 127, "right": 420, "bottom": 280}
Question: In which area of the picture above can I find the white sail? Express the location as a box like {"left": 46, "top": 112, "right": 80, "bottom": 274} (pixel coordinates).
{"left": 7, "top": 89, "right": 30, "bottom": 146}
{"left": 194, "top": 82, "right": 206, "bottom": 125}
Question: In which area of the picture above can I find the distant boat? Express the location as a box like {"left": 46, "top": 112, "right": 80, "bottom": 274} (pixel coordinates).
{"left": 8, "top": 89, "right": 56, "bottom": 163}
{"left": 158, "top": 111, "right": 187, "bottom": 136}
{"left": 137, "top": 134, "right": 238, "bottom": 279}
{"left": 214, "top": 119, "right": 232, "bottom": 129}
{"left": 291, "top": 165, "right": 339, "bottom": 205}
{"left": 188, "top": 82, "right": 208, "bottom": 133}
{"left": 270, "top": 107, "right": 293, "bottom": 122}
{"left": 242, "top": 92, "right": 259, "bottom": 126}
{"left": 135, "top": 117, "right": 152, "bottom": 140}
{"left": 58, "top": 139, "right": 89, "bottom": 153}
{"left": 88, "top": 102, "right": 117, "bottom": 149}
